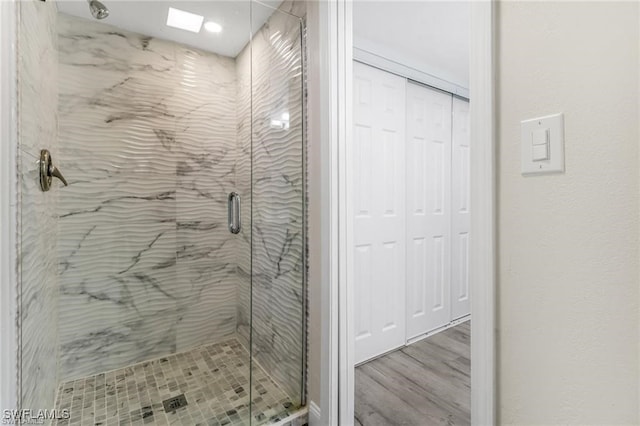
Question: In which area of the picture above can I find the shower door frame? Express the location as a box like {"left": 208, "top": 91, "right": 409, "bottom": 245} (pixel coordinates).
{"left": 318, "top": 1, "right": 497, "bottom": 425}
{"left": 0, "top": 0, "right": 19, "bottom": 415}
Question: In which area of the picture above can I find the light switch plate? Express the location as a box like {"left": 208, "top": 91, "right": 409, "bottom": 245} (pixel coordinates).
{"left": 521, "top": 113, "right": 564, "bottom": 175}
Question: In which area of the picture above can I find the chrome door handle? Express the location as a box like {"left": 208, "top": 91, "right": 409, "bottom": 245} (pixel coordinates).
{"left": 39, "top": 149, "right": 68, "bottom": 192}
{"left": 228, "top": 192, "right": 241, "bottom": 234}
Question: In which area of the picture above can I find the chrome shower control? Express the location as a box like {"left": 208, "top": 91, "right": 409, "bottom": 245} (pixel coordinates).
{"left": 39, "top": 149, "right": 68, "bottom": 192}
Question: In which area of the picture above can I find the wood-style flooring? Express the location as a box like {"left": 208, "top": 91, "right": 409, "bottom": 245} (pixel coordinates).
{"left": 354, "top": 321, "right": 470, "bottom": 426}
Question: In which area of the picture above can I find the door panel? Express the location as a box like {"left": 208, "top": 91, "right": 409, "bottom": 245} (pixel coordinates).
{"left": 353, "top": 62, "right": 407, "bottom": 364}
{"left": 405, "top": 82, "right": 452, "bottom": 339}
{"left": 249, "top": 2, "right": 306, "bottom": 410}
{"left": 451, "top": 97, "right": 471, "bottom": 320}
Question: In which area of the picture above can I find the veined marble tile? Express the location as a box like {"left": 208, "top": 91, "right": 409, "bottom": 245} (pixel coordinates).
{"left": 58, "top": 307, "right": 181, "bottom": 382}
{"left": 172, "top": 27, "right": 239, "bottom": 357}
{"left": 173, "top": 269, "right": 236, "bottom": 349}
{"left": 58, "top": 173, "right": 177, "bottom": 225}
{"left": 57, "top": 14, "right": 177, "bottom": 73}
{"left": 57, "top": 14, "right": 239, "bottom": 382}
{"left": 58, "top": 221, "right": 179, "bottom": 379}
{"left": 57, "top": 114, "right": 180, "bottom": 177}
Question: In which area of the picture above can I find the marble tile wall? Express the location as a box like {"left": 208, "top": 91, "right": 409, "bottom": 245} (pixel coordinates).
{"left": 17, "top": 0, "right": 60, "bottom": 412}
{"left": 56, "top": 14, "right": 238, "bottom": 381}
{"left": 236, "top": 2, "right": 306, "bottom": 403}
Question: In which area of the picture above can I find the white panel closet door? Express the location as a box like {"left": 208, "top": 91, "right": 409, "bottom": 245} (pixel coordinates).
{"left": 405, "top": 82, "right": 452, "bottom": 339}
{"left": 451, "top": 97, "right": 471, "bottom": 320}
{"left": 353, "top": 62, "right": 407, "bottom": 364}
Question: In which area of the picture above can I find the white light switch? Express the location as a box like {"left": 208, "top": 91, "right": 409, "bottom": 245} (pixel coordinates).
{"left": 531, "top": 128, "right": 549, "bottom": 161}
{"left": 532, "top": 142, "right": 549, "bottom": 161}
{"left": 521, "top": 113, "right": 564, "bottom": 175}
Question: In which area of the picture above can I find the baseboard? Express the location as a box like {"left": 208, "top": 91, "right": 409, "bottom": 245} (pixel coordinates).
{"left": 308, "top": 401, "right": 321, "bottom": 425}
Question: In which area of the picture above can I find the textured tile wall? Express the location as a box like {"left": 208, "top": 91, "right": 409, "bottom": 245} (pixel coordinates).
{"left": 56, "top": 14, "right": 238, "bottom": 381}
{"left": 17, "top": 0, "right": 60, "bottom": 412}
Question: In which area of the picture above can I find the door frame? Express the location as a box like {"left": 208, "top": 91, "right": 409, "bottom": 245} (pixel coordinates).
{"left": 327, "top": 1, "right": 496, "bottom": 424}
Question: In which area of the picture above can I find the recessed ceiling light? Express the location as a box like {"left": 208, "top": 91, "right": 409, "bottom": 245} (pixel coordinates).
{"left": 204, "top": 21, "right": 223, "bottom": 33}
{"left": 166, "top": 7, "right": 203, "bottom": 33}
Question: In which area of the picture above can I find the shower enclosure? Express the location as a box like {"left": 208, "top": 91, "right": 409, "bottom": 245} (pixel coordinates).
{"left": 15, "top": 0, "right": 306, "bottom": 424}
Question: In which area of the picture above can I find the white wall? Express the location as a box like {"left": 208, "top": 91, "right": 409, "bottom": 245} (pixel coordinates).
{"left": 497, "top": 2, "right": 639, "bottom": 423}
{"left": 353, "top": 1, "right": 469, "bottom": 89}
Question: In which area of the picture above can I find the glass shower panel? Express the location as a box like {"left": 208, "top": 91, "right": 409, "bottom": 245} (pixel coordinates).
{"left": 250, "top": 2, "right": 306, "bottom": 423}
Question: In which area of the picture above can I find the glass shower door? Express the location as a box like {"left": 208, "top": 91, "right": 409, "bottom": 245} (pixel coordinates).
{"left": 249, "top": 2, "right": 306, "bottom": 424}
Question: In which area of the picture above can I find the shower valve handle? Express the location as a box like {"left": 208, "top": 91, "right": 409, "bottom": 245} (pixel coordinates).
{"left": 50, "top": 164, "right": 68, "bottom": 186}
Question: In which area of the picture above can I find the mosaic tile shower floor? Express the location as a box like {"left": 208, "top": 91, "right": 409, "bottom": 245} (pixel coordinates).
{"left": 53, "top": 339, "right": 302, "bottom": 426}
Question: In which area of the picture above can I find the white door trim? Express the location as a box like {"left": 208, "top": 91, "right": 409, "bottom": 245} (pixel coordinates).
{"left": 337, "top": 0, "right": 354, "bottom": 423}
{"left": 320, "top": 0, "right": 341, "bottom": 423}
{"left": 468, "top": 1, "right": 497, "bottom": 423}
{"left": 332, "top": 1, "right": 496, "bottom": 425}
{"left": 0, "top": 0, "right": 20, "bottom": 414}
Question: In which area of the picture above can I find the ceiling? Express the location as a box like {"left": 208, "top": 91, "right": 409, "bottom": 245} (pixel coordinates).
{"left": 353, "top": 1, "right": 470, "bottom": 88}
{"left": 57, "top": 0, "right": 283, "bottom": 58}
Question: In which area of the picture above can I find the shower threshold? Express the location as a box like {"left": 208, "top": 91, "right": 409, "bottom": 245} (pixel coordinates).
{"left": 52, "top": 339, "right": 303, "bottom": 426}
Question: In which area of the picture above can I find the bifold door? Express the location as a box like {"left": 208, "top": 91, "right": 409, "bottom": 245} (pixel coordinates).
{"left": 405, "top": 82, "right": 453, "bottom": 340}
{"left": 353, "top": 62, "right": 407, "bottom": 364}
